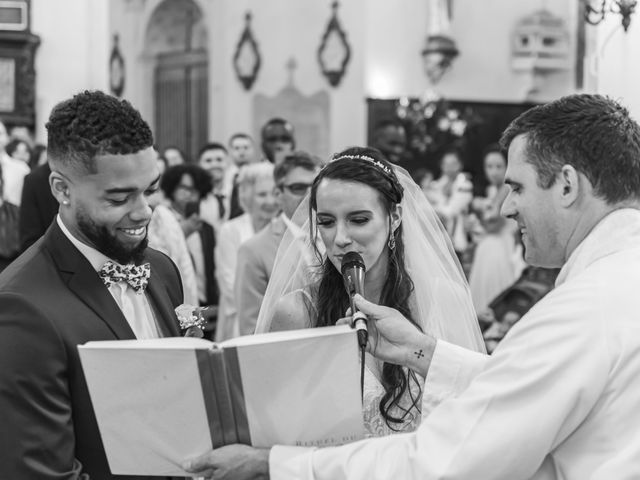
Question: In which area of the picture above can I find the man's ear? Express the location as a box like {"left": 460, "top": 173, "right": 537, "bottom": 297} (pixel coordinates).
{"left": 390, "top": 204, "right": 402, "bottom": 232}
{"left": 558, "top": 165, "right": 580, "bottom": 207}
{"left": 49, "top": 171, "right": 71, "bottom": 206}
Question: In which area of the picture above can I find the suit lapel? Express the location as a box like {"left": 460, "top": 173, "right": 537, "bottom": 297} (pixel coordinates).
{"left": 145, "top": 273, "right": 180, "bottom": 337}
{"left": 45, "top": 222, "right": 136, "bottom": 339}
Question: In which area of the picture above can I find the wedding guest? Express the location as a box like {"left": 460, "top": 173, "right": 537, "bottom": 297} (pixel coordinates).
{"left": 229, "top": 132, "right": 257, "bottom": 168}
{"left": 162, "top": 145, "right": 187, "bottom": 166}
{"left": 198, "top": 142, "right": 233, "bottom": 232}
{"left": 161, "top": 164, "right": 219, "bottom": 321}
{"left": 228, "top": 132, "right": 258, "bottom": 219}
{"left": 0, "top": 90, "right": 183, "bottom": 479}
{"left": 261, "top": 118, "right": 295, "bottom": 165}
{"left": 147, "top": 188, "right": 199, "bottom": 307}
{"left": 215, "top": 162, "right": 279, "bottom": 341}
{"left": 6, "top": 138, "right": 32, "bottom": 167}
{"left": 371, "top": 119, "right": 408, "bottom": 165}
{"left": 468, "top": 144, "right": 520, "bottom": 313}
{"left": 430, "top": 147, "right": 474, "bottom": 258}
{"left": 0, "top": 120, "right": 30, "bottom": 206}
{"left": 235, "top": 151, "right": 321, "bottom": 336}
{"left": 185, "top": 94, "right": 640, "bottom": 480}
{"left": 255, "top": 147, "right": 484, "bottom": 437}
{"left": 0, "top": 163, "right": 21, "bottom": 271}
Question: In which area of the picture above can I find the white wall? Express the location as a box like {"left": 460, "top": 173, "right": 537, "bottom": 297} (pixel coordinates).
{"left": 31, "top": 0, "right": 110, "bottom": 142}
{"left": 586, "top": 14, "right": 640, "bottom": 121}
{"left": 33, "top": 0, "right": 640, "bottom": 151}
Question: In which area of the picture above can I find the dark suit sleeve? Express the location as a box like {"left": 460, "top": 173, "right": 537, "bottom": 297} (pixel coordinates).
{"left": 19, "top": 172, "right": 48, "bottom": 252}
{"left": 0, "top": 292, "right": 88, "bottom": 479}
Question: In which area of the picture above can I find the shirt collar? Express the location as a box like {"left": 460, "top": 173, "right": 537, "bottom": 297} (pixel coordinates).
{"left": 56, "top": 214, "right": 117, "bottom": 272}
{"left": 555, "top": 208, "right": 640, "bottom": 287}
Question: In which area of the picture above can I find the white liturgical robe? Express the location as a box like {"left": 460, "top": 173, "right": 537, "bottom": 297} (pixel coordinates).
{"left": 270, "top": 208, "right": 640, "bottom": 479}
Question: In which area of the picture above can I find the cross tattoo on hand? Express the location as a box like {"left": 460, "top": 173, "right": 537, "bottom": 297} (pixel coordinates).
{"left": 414, "top": 349, "right": 424, "bottom": 359}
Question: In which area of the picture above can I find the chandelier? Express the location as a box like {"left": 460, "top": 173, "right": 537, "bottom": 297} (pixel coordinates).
{"left": 584, "top": 0, "right": 637, "bottom": 32}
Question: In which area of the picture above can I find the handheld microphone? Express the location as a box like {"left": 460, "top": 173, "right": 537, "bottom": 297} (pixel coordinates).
{"left": 341, "top": 252, "right": 368, "bottom": 349}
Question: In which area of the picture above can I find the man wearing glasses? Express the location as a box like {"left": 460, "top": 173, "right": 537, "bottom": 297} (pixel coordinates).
{"left": 235, "top": 151, "right": 320, "bottom": 335}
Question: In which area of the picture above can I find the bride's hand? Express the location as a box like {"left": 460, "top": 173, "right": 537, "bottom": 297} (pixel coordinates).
{"left": 338, "top": 295, "right": 436, "bottom": 373}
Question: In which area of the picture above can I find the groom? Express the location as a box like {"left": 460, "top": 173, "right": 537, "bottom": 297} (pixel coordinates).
{"left": 0, "top": 91, "right": 184, "bottom": 479}
{"left": 184, "top": 94, "right": 640, "bottom": 479}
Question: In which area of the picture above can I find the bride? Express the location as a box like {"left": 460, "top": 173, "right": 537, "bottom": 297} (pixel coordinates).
{"left": 255, "top": 146, "right": 485, "bottom": 437}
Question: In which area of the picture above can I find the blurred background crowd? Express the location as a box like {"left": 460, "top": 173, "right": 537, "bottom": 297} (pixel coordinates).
{"left": 2, "top": 0, "right": 636, "bottom": 351}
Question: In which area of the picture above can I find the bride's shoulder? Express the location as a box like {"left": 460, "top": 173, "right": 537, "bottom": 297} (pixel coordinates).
{"left": 270, "top": 288, "right": 316, "bottom": 332}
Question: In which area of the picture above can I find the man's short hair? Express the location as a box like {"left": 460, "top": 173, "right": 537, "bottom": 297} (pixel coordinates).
{"left": 500, "top": 94, "right": 640, "bottom": 204}
{"left": 228, "top": 132, "right": 253, "bottom": 145}
{"left": 260, "top": 118, "right": 294, "bottom": 140}
{"left": 274, "top": 151, "right": 321, "bottom": 184}
{"left": 46, "top": 90, "right": 153, "bottom": 174}
{"left": 198, "top": 142, "right": 227, "bottom": 160}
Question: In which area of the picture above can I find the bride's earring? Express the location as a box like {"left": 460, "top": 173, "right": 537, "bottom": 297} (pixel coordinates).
{"left": 388, "top": 231, "right": 396, "bottom": 250}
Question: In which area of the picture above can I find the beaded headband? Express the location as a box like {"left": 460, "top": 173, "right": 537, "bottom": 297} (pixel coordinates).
{"left": 331, "top": 154, "right": 394, "bottom": 177}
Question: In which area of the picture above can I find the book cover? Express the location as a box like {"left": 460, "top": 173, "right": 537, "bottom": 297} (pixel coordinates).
{"left": 78, "top": 325, "right": 364, "bottom": 476}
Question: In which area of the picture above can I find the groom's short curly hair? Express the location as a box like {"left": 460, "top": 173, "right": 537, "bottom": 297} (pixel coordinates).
{"left": 46, "top": 90, "right": 154, "bottom": 174}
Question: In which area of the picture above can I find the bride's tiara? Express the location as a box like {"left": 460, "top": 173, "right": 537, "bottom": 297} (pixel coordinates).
{"left": 331, "top": 154, "right": 394, "bottom": 177}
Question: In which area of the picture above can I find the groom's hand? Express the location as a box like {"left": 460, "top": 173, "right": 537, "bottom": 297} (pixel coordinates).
{"left": 183, "top": 444, "right": 269, "bottom": 480}
{"left": 339, "top": 294, "right": 437, "bottom": 377}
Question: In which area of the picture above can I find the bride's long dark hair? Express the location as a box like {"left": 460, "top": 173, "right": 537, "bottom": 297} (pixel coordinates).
{"left": 307, "top": 146, "right": 422, "bottom": 429}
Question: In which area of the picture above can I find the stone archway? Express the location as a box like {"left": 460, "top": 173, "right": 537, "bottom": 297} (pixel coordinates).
{"left": 145, "top": 0, "right": 208, "bottom": 162}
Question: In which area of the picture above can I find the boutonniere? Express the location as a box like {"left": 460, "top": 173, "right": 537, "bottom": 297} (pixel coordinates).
{"left": 175, "top": 304, "right": 208, "bottom": 338}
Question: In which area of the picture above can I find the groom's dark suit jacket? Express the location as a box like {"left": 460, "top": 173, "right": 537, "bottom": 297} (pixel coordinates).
{"left": 0, "top": 221, "right": 184, "bottom": 479}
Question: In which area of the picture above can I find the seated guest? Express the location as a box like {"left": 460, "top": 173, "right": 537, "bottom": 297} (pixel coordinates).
{"left": 161, "top": 164, "right": 219, "bottom": 320}
{"left": 234, "top": 151, "right": 321, "bottom": 336}
{"left": 198, "top": 142, "right": 233, "bottom": 233}
{"left": 215, "top": 162, "right": 278, "bottom": 341}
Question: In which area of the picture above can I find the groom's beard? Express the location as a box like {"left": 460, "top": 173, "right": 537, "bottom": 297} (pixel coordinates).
{"left": 76, "top": 209, "right": 148, "bottom": 265}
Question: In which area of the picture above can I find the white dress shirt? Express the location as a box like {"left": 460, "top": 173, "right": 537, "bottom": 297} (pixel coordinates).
{"left": 270, "top": 208, "right": 640, "bottom": 479}
{"left": 57, "top": 215, "right": 161, "bottom": 339}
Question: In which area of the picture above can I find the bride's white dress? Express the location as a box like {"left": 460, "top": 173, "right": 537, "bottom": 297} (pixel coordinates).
{"left": 361, "top": 361, "right": 422, "bottom": 437}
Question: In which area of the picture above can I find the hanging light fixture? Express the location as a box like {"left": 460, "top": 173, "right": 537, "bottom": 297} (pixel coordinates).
{"left": 584, "top": 0, "right": 637, "bottom": 32}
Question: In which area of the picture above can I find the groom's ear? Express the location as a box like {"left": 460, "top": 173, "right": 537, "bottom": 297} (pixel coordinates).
{"left": 390, "top": 204, "right": 402, "bottom": 233}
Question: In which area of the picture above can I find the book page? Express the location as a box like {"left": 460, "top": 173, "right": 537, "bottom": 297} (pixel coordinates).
{"left": 78, "top": 345, "right": 213, "bottom": 476}
{"left": 226, "top": 326, "right": 365, "bottom": 447}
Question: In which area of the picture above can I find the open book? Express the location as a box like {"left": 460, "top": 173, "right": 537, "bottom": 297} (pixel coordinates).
{"left": 78, "top": 325, "right": 365, "bottom": 476}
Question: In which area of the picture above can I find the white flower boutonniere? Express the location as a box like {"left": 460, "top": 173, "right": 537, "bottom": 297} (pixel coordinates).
{"left": 175, "top": 304, "right": 208, "bottom": 338}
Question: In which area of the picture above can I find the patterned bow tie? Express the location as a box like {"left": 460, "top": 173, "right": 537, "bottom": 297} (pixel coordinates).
{"left": 99, "top": 261, "right": 151, "bottom": 294}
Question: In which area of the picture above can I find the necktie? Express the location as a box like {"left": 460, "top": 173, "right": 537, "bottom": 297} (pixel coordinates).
{"left": 214, "top": 193, "right": 226, "bottom": 219}
{"left": 99, "top": 261, "right": 151, "bottom": 294}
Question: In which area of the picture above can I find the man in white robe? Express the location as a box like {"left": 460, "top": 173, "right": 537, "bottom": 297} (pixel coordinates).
{"left": 183, "top": 94, "right": 640, "bottom": 479}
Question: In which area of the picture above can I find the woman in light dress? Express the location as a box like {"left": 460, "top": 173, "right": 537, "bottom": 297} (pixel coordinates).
{"left": 469, "top": 144, "right": 522, "bottom": 314}
{"left": 256, "top": 147, "right": 484, "bottom": 437}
